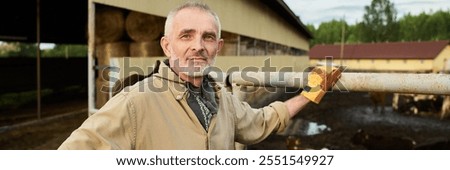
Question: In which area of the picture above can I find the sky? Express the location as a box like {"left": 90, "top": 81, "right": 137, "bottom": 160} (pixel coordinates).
{"left": 284, "top": 0, "right": 450, "bottom": 27}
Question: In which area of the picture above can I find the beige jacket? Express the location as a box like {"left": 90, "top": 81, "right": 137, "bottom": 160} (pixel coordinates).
{"left": 59, "top": 61, "right": 290, "bottom": 150}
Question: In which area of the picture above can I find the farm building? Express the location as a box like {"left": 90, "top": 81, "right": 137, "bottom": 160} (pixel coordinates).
{"left": 90, "top": 0, "right": 313, "bottom": 112}
{"left": 309, "top": 40, "right": 450, "bottom": 73}
{"left": 0, "top": 0, "right": 313, "bottom": 114}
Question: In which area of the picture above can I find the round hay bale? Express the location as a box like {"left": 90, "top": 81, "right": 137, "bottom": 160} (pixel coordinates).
{"left": 96, "top": 42, "right": 130, "bottom": 65}
{"left": 129, "top": 41, "right": 164, "bottom": 57}
{"left": 126, "top": 11, "right": 165, "bottom": 42}
{"left": 95, "top": 42, "right": 129, "bottom": 81}
{"left": 95, "top": 6, "right": 125, "bottom": 45}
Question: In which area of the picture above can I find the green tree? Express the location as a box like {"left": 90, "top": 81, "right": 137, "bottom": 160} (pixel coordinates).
{"left": 42, "top": 44, "right": 87, "bottom": 57}
{"left": 361, "top": 0, "right": 399, "bottom": 42}
{"left": 0, "top": 42, "right": 38, "bottom": 57}
{"left": 425, "top": 10, "right": 450, "bottom": 40}
{"left": 415, "top": 12, "right": 432, "bottom": 41}
{"left": 398, "top": 10, "right": 450, "bottom": 41}
{"left": 308, "top": 7, "right": 449, "bottom": 46}
{"left": 398, "top": 13, "right": 419, "bottom": 41}
{"left": 313, "top": 19, "right": 349, "bottom": 45}
{"left": 347, "top": 23, "right": 364, "bottom": 43}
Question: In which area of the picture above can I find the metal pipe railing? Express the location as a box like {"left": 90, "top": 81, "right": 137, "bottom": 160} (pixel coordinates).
{"left": 228, "top": 72, "right": 450, "bottom": 95}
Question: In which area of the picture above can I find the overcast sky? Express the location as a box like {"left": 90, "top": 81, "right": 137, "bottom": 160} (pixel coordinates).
{"left": 284, "top": 0, "right": 450, "bottom": 27}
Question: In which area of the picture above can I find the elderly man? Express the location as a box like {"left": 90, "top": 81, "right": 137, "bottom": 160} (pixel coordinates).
{"left": 59, "top": 1, "right": 340, "bottom": 149}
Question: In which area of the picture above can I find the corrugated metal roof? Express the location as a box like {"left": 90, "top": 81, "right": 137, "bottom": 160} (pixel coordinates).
{"left": 310, "top": 40, "right": 449, "bottom": 59}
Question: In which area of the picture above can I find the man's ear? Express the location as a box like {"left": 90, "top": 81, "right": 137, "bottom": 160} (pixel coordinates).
{"left": 160, "top": 36, "right": 171, "bottom": 57}
{"left": 217, "top": 38, "right": 224, "bottom": 54}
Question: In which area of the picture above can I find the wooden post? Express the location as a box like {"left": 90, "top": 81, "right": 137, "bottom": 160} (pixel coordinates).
{"left": 36, "top": 0, "right": 41, "bottom": 119}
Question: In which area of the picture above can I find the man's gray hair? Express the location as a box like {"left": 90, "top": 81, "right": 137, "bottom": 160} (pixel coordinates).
{"left": 164, "top": 1, "right": 222, "bottom": 38}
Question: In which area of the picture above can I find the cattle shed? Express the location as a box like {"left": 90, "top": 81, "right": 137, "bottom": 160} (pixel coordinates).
{"left": 309, "top": 40, "right": 450, "bottom": 73}
{"left": 0, "top": 0, "right": 314, "bottom": 115}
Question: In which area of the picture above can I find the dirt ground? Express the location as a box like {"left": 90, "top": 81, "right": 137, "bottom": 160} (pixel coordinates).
{"left": 249, "top": 92, "right": 450, "bottom": 150}
{"left": 0, "top": 100, "right": 87, "bottom": 150}
{"left": 1, "top": 92, "right": 449, "bottom": 150}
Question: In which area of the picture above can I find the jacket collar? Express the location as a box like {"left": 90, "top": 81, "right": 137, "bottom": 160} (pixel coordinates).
{"left": 152, "top": 60, "right": 187, "bottom": 100}
{"left": 154, "top": 59, "right": 185, "bottom": 85}
{"left": 152, "top": 59, "right": 224, "bottom": 101}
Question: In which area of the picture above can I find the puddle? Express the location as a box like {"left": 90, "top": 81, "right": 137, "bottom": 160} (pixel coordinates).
{"left": 305, "top": 122, "right": 330, "bottom": 135}
{"left": 282, "top": 119, "right": 331, "bottom": 136}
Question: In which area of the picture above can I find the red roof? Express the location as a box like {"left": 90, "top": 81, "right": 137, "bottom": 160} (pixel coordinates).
{"left": 309, "top": 40, "right": 449, "bottom": 59}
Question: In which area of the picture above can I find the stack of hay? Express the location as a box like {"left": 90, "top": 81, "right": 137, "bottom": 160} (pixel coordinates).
{"left": 126, "top": 11, "right": 164, "bottom": 57}
{"left": 94, "top": 6, "right": 165, "bottom": 108}
{"left": 94, "top": 6, "right": 129, "bottom": 108}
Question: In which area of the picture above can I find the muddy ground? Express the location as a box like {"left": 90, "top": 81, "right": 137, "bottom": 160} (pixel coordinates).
{"left": 249, "top": 92, "right": 450, "bottom": 150}
{"left": 1, "top": 92, "right": 449, "bottom": 150}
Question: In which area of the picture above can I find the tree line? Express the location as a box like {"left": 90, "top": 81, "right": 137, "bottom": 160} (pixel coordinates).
{"left": 306, "top": 0, "right": 450, "bottom": 47}
{"left": 0, "top": 43, "right": 87, "bottom": 58}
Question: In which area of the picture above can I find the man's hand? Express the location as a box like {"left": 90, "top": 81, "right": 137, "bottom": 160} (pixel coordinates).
{"left": 300, "top": 66, "right": 342, "bottom": 104}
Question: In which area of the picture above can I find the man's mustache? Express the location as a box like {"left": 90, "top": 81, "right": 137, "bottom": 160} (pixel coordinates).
{"left": 188, "top": 51, "right": 208, "bottom": 60}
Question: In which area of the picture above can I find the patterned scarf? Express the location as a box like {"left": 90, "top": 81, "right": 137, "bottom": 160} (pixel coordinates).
{"left": 186, "top": 78, "right": 218, "bottom": 130}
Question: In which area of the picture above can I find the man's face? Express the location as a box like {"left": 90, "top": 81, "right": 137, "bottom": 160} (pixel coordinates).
{"left": 161, "top": 8, "right": 223, "bottom": 77}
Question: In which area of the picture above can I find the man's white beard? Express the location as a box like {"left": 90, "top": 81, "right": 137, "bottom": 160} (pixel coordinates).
{"left": 182, "top": 64, "right": 210, "bottom": 77}
{"left": 169, "top": 48, "right": 216, "bottom": 78}
{"left": 171, "top": 58, "right": 216, "bottom": 78}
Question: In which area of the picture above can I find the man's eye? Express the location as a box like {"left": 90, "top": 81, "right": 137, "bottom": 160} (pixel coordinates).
{"left": 180, "top": 34, "right": 191, "bottom": 39}
{"left": 204, "top": 35, "right": 216, "bottom": 41}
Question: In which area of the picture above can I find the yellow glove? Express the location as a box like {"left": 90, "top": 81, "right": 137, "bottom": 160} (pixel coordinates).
{"left": 301, "top": 66, "right": 342, "bottom": 104}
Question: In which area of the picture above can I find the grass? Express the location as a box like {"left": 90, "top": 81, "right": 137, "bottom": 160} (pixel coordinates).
{"left": 0, "top": 85, "right": 87, "bottom": 111}
{"left": 0, "top": 89, "right": 53, "bottom": 110}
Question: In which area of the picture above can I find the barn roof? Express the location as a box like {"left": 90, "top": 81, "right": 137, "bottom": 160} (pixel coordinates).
{"left": 310, "top": 40, "right": 450, "bottom": 60}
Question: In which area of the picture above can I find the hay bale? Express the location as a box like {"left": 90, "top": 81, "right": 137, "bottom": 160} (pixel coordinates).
{"left": 95, "top": 6, "right": 125, "bottom": 45}
{"left": 95, "top": 42, "right": 129, "bottom": 81}
{"left": 95, "top": 78, "right": 111, "bottom": 109}
{"left": 95, "top": 42, "right": 129, "bottom": 65}
{"left": 126, "top": 11, "right": 165, "bottom": 42}
{"left": 129, "top": 41, "right": 163, "bottom": 57}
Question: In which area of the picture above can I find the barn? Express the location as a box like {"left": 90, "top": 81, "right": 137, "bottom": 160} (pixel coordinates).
{"left": 0, "top": 0, "right": 313, "bottom": 114}
{"left": 309, "top": 40, "right": 450, "bottom": 73}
